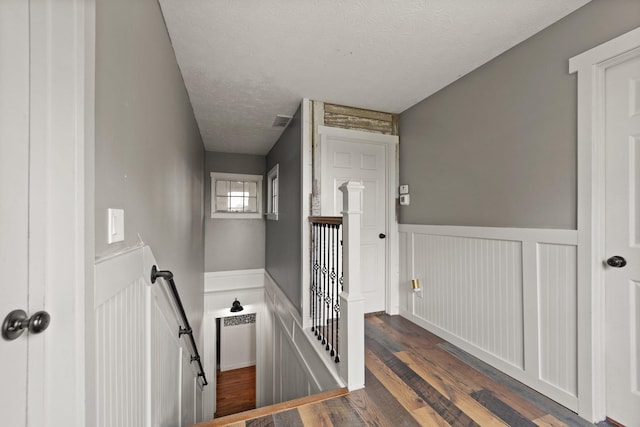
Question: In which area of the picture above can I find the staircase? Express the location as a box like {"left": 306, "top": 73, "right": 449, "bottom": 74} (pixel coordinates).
{"left": 193, "top": 388, "right": 349, "bottom": 427}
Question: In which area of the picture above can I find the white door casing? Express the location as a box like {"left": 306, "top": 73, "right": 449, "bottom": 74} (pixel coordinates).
{"left": 319, "top": 126, "right": 398, "bottom": 314}
{"left": 0, "top": 1, "right": 30, "bottom": 424}
{"left": 603, "top": 51, "right": 640, "bottom": 426}
{"left": 571, "top": 26, "right": 640, "bottom": 423}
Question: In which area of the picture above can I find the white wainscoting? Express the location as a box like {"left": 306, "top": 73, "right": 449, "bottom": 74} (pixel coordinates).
{"left": 399, "top": 225, "right": 578, "bottom": 410}
{"left": 204, "top": 269, "right": 265, "bottom": 313}
{"left": 264, "top": 273, "right": 344, "bottom": 403}
{"left": 94, "top": 246, "right": 199, "bottom": 427}
{"left": 202, "top": 269, "right": 266, "bottom": 419}
{"left": 201, "top": 270, "right": 343, "bottom": 420}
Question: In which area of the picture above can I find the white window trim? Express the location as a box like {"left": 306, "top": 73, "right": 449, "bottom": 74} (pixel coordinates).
{"left": 266, "top": 164, "right": 279, "bottom": 221}
{"left": 211, "top": 172, "right": 263, "bottom": 219}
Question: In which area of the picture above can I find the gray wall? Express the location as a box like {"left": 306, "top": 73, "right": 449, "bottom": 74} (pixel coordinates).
{"left": 204, "top": 152, "right": 266, "bottom": 272}
{"left": 399, "top": 0, "right": 640, "bottom": 229}
{"left": 95, "top": 0, "right": 205, "bottom": 331}
{"left": 266, "top": 105, "right": 303, "bottom": 314}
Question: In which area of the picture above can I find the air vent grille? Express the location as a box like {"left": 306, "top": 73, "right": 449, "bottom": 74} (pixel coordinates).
{"left": 272, "top": 115, "right": 293, "bottom": 128}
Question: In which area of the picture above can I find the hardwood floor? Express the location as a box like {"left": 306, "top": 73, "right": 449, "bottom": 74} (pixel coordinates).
{"left": 215, "top": 365, "right": 256, "bottom": 418}
{"left": 199, "top": 314, "right": 594, "bottom": 427}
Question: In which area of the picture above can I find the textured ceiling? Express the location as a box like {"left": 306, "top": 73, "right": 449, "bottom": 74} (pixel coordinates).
{"left": 158, "top": 0, "right": 591, "bottom": 155}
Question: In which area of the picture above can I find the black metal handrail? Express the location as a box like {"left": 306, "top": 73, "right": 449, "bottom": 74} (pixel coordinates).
{"left": 150, "top": 265, "right": 208, "bottom": 387}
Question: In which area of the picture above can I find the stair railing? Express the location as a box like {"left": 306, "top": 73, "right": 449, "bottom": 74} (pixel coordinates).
{"left": 309, "top": 215, "right": 343, "bottom": 363}
{"left": 151, "top": 266, "right": 208, "bottom": 388}
{"left": 309, "top": 181, "right": 365, "bottom": 391}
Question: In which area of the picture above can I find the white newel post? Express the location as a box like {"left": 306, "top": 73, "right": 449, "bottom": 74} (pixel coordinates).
{"left": 338, "top": 181, "right": 365, "bottom": 391}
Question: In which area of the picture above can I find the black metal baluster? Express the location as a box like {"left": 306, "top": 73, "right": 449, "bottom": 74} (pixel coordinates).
{"left": 330, "top": 225, "right": 338, "bottom": 356}
{"left": 325, "top": 223, "right": 330, "bottom": 349}
{"left": 311, "top": 223, "right": 316, "bottom": 335}
{"left": 319, "top": 224, "right": 325, "bottom": 343}
{"left": 316, "top": 223, "right": 320, "bottom": 335}
{"left": 308, "top": 218, "right": 343, "bottom": 363}
{"left": 329, "top": 223, "right": 334, "bottom": 355}
{"left": 333, "top": 225, "right": 344, "bottom": 363}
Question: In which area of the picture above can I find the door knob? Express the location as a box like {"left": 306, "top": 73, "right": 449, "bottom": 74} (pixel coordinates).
{"left": 2, "top": 309, "right": 51, "bottom": 341}
{"left": 606, "top": 256, "right": 627, "bottom": 268}
{"left": 379, "top": 233, "right": 386, "bottom": 239}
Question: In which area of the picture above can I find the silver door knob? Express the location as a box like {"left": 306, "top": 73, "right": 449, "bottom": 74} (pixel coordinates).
{"left": 2, "top": 309, "right": 51, "bottom": 341}
{"left": 606, "top": 256, "right": 627, "bottom": 268}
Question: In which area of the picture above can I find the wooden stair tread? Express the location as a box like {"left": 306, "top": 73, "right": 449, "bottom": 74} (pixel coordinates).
{"left": 193, "top": 387, "right": 349, "bottom": 427}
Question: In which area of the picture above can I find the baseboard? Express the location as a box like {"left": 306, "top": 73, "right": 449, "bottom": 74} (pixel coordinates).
{"left": 220, "top": 361, "right": 257, "bottom": 372}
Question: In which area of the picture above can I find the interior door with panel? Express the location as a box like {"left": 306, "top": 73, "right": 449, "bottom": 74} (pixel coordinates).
{"left": 0, "top": 1, "right": 32, "bottom": 424}
{"left": 320, "top": 128, "right": 388, "bottom": 313}
{"left": 604, "top": 49, "right": 640, "bottom": 426}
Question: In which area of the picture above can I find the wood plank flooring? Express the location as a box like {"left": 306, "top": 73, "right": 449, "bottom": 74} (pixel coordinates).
{"left": 198, "top": 314, "right": 594, "bottom": 427}
{"left": 215, "top": 365, "right": 256, "bottom": 418}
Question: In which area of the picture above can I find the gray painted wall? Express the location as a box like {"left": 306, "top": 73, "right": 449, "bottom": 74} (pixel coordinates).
{"left": 95, "top": 0, "right": 205, "bottom": 332}
{"left": 204, "top": 152, "right": 266, "bottom": 272}
{"left": 266, "top": 105, "right": 303, "bottom": 314}
{"left": 399, "top": 0, "right": 640, "bottom": 229}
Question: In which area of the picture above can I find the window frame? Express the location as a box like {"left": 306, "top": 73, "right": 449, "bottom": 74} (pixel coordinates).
{"left": 266, "top": 164, "right": 279, "bottom": 221}
{"left": 210, "top": 172, "right": 263, "bottom": 219}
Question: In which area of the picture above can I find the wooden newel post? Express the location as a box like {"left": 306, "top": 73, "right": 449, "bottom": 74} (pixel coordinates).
{"left": 338, "top": 181, "right": 365, "bottom": 390}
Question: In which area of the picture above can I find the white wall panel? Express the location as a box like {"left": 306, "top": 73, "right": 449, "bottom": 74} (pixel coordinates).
{"left": 95, "top": 246, "right": 201, "bottom": 427}
{"left": 95, "top": 277, "right": 147, "bottom": 427}
{"left": 180, "top": 357, "right": 196, "bottom": 427}
{"left": 280, "top": 330, "right": 312, "bottom": 402}
{"left": 399, "top": 225, "right": 578, "bottom": 410}
{"left": 538, "top": 243, "right": 578, "bottom": 396}
{"left": 263, "top": 272, "right": 343, "bottom": 406}
{"left": 220, "top": 316, "right": 256, "bottom": 371}
{"left": 413, "top": 234, "right": 524, "bottom": 367}
{"left": 151, "top": 295, "right": 181, "bottom": 427}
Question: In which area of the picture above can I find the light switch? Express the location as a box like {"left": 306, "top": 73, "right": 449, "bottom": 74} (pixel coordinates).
{"left": 399, "top": 194, "right": 410, "bottom": 205}
{"left": 108, "top": 208, "right": 124, "bottom": 244}
{"left": 399, "top": 185, "right": 409, "bottom": 195}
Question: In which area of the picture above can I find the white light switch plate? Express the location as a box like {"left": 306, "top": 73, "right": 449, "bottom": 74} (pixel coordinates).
{"left": 108, "top": 208, "right": 125, "bottom": 244}
{"left": 399, "top": 184, "right": 409, "bottom": 195}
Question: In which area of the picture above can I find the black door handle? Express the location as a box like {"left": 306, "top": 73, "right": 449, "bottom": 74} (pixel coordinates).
{"left": 606, "top": 255, "right": 627, "bottom": 268}
{"left": 379, "top": 233, "right": 386, "bottom": 239}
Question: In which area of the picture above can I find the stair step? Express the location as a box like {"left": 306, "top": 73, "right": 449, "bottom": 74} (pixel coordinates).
{"left": 193, "top": 388, "right": 349, "bottom": 426}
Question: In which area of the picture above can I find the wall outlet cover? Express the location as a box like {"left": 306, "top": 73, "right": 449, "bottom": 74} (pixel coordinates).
{"left": 108, "top": 208, "right": 125, "bottom": 244}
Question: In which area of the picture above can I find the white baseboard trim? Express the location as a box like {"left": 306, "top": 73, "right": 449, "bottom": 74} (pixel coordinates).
{"left": 220, "top": 361, "right": 256, "bottom": 372}
{"left": 400, "top": 308, "right": 578, "bottom": 410}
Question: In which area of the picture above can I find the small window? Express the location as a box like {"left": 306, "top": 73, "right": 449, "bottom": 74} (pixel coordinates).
{"left": 211, "top": 172, "right": 262, "bottom": 219}
{"left": 266, "top": 164, "right": 279, "bottom": 220}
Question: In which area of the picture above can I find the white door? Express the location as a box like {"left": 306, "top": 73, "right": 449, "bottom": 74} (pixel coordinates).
{"left": 1, "top": 2, "right": 86, "bottom": 425}
{"left": 604, "top": 51, "right": 640, "bottom": 426}
{"left": 0, "top": 1, "right": 32, "bottom": 425}
{"left": 321, "top": 129, "right": 389, "bottom": 313}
